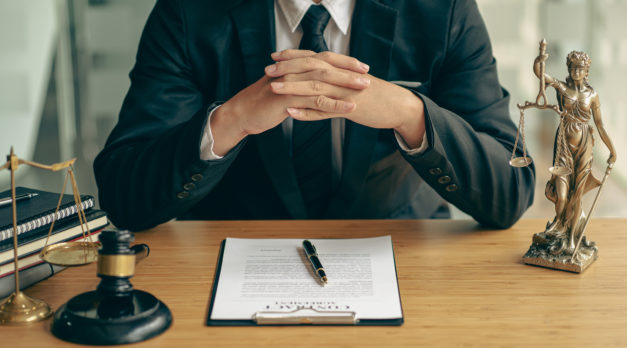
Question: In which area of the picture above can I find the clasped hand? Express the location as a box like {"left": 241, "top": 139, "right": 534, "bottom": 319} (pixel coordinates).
{"left": 211, "top": 50, "right": 424, "bottom": 156}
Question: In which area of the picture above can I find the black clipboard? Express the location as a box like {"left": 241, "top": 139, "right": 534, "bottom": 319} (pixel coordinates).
{"left": 206, "top": 239, "right": 404, "bottom": 326}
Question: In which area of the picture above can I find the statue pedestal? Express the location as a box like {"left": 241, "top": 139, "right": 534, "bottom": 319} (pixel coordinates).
{"left": 523, "top": 232, "right": 598, "bottom": 273}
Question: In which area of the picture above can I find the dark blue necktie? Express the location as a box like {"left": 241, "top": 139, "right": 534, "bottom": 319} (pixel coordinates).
{"left": 292, "top": 5, "right": 332, "bottom": 218}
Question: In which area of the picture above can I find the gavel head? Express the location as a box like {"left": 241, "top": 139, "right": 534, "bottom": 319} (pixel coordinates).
{"left": 97, "top": 230, "right": 136, "bottom": 298}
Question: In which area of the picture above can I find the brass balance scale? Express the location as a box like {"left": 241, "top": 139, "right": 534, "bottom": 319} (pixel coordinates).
{"left": 0, "top": 148, "right": 99, "bottom": 325}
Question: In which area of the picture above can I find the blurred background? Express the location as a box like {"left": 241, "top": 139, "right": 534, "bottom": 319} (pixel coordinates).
{"left": 0, "top": 0, "right": 625, "bottom": 220}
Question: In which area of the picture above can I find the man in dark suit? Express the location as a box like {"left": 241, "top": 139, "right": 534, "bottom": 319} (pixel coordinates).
{"left": 94, "top": 0, "right": 535, "bottom": 231}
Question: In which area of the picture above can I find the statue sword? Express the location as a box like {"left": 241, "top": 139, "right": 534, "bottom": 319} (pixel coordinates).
{"left": 571, "top": 163, "right": 614, "bottom": 261}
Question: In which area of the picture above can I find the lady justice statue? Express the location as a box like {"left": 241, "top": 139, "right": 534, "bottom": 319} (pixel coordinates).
{"left": 515, "top": 40, "right": 616, "bottom": 272}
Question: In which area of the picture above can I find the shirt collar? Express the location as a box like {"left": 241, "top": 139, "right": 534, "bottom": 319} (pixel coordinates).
{"left": 276, "top": 0, "right": 354, "bottom": 35}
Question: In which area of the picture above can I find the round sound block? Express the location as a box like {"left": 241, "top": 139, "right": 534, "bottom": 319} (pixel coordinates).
{"left": 52, "top": 290, "right": 172, "bottom": 345}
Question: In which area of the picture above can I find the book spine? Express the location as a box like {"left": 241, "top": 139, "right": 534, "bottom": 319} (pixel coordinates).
{"left": 0, "top": 263, "right": 66, "bottom": 299}
{"left": 0, "top": 199, "right": 94, "bottom": 242}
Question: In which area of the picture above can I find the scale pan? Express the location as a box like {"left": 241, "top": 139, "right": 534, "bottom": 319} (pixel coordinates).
{"left": 509, "top": 157, "right": 532, "bottom": 167}
{"left": 40, "top": 242, "right": 100, "bottom": 267}
{"left": 548, "top": 166, "right": 571, "bottom": 176}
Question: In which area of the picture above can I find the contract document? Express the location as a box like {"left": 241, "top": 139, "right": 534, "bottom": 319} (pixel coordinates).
{"left": 207, "top": 236, "right": 403, "bottom": 325}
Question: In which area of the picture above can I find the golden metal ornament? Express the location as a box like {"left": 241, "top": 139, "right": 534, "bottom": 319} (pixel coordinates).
{"left": 97, "top": 254, "right": 136, "bottom": 277}
{"left": 0, "top": 292, "right": 52, "bottom": 325}
{"left": 39, "top": 242, "right": 99, "bottom": 267}
{"left": 0, "top": 148, "right": 52, "bottom": 324}
{"left": 511, "top": 40, "right": 617, "bottom": 273}
{"left": 38, "top": 162, "right": 99, "bottom": 266}
{"left": 0, "top": 148, "right": 99, "bottom": 324}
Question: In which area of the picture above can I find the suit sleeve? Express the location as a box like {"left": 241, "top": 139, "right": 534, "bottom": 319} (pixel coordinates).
{"left": 93, "top": 0, "right": 244, "bottom": 231}
{"left": 400, "top": 0, "right": 535, "bottom": 228}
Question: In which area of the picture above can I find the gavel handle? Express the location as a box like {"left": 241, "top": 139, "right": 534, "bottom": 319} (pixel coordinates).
{"left": 131, "top": 244, "right": 150, "bottom": 263}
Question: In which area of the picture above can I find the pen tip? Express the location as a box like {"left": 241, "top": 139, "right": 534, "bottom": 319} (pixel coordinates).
{"left": 322, "top": 276, "right": 328, "bottom": 284}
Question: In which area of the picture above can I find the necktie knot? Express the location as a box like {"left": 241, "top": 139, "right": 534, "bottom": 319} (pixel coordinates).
{"left": 299, "top": 5, "right": 331, "bottom": 52}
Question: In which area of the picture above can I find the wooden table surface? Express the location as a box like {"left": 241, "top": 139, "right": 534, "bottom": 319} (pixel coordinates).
{"left": 1, "top": 218, "right": 627, "bottom": 347}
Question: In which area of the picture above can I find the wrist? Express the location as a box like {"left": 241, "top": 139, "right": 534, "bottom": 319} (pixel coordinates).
{"left": 393, "top": 92, "right": 425, "bottom": 149}
{"left": 210, "top": 102, "right": 248, "bottom": 156}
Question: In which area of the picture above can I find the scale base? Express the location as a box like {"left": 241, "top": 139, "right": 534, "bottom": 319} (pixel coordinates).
{"left": 52, "top": 289, "right": 171, "bottom": 345}
{"left": 0, "top": 292, "right": 52, "bottom": 325}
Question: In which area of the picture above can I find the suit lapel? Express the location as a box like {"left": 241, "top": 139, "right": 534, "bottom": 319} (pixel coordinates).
{"left": 231, "top": 0, "right": 308, "bottom": 219}
{"left": 325, "top": 0, "right": 398, "bottom": 218}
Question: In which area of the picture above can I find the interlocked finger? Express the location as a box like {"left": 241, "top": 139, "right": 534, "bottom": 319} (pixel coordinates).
{"left": 286, "top": 106, "right": 346, "bottom": 122}
{"left": 265, "top": 56, "right": 332, "bottom": 77}
{"left": 289, "top": 95, "right": 355, "bottom": 115}
{"left": 272, "top": 49, "right": 369, "bottom": 74}
{"left": 277, "top": 69, "right": 370, "bottom": 90}
{"left": 271, "top": 80, "right": 354, "bottom": 99}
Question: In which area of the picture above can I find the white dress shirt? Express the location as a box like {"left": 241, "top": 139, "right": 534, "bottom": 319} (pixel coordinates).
{"left": 200, "top": 0, "right": 427, "bottom": 174}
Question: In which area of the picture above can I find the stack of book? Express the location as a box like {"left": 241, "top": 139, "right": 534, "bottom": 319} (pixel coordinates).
{"left": 0, "top": 187, "right": 108, "bottom": 298}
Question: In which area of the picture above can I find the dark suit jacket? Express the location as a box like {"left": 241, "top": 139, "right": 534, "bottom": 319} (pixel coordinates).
{"left": 94, "top": 0, "right": 535, "bottom": 231}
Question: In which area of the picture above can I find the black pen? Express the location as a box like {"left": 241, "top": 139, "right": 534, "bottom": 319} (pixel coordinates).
{"left": 0, "top": 192, "right": 38, "bottom": 208}
{"left": 302, "top": 239, "right": 327, "bottom": 285}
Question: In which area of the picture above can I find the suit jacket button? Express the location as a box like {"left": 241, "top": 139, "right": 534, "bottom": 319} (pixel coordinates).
{"left": 445, "top": 184, "right": 458, "bottom": 192}
{"left": 438, "top": 176, "right": 451, "bottom": 184}
{"left": 177, "top": 191, "right": 190, "bottom": 199}
{"left": 183, "top": 182, "right": 196, "bottom": 191}
{"left": 191, "top": 174, "right": 204, "bottom": 182}
{"left": 429, "top": 168, "right": 442, "bottom": 175}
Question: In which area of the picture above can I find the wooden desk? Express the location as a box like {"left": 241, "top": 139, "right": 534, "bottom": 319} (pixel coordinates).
{"left": 2, "top": 219, "right": 627, "bottom": 347}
